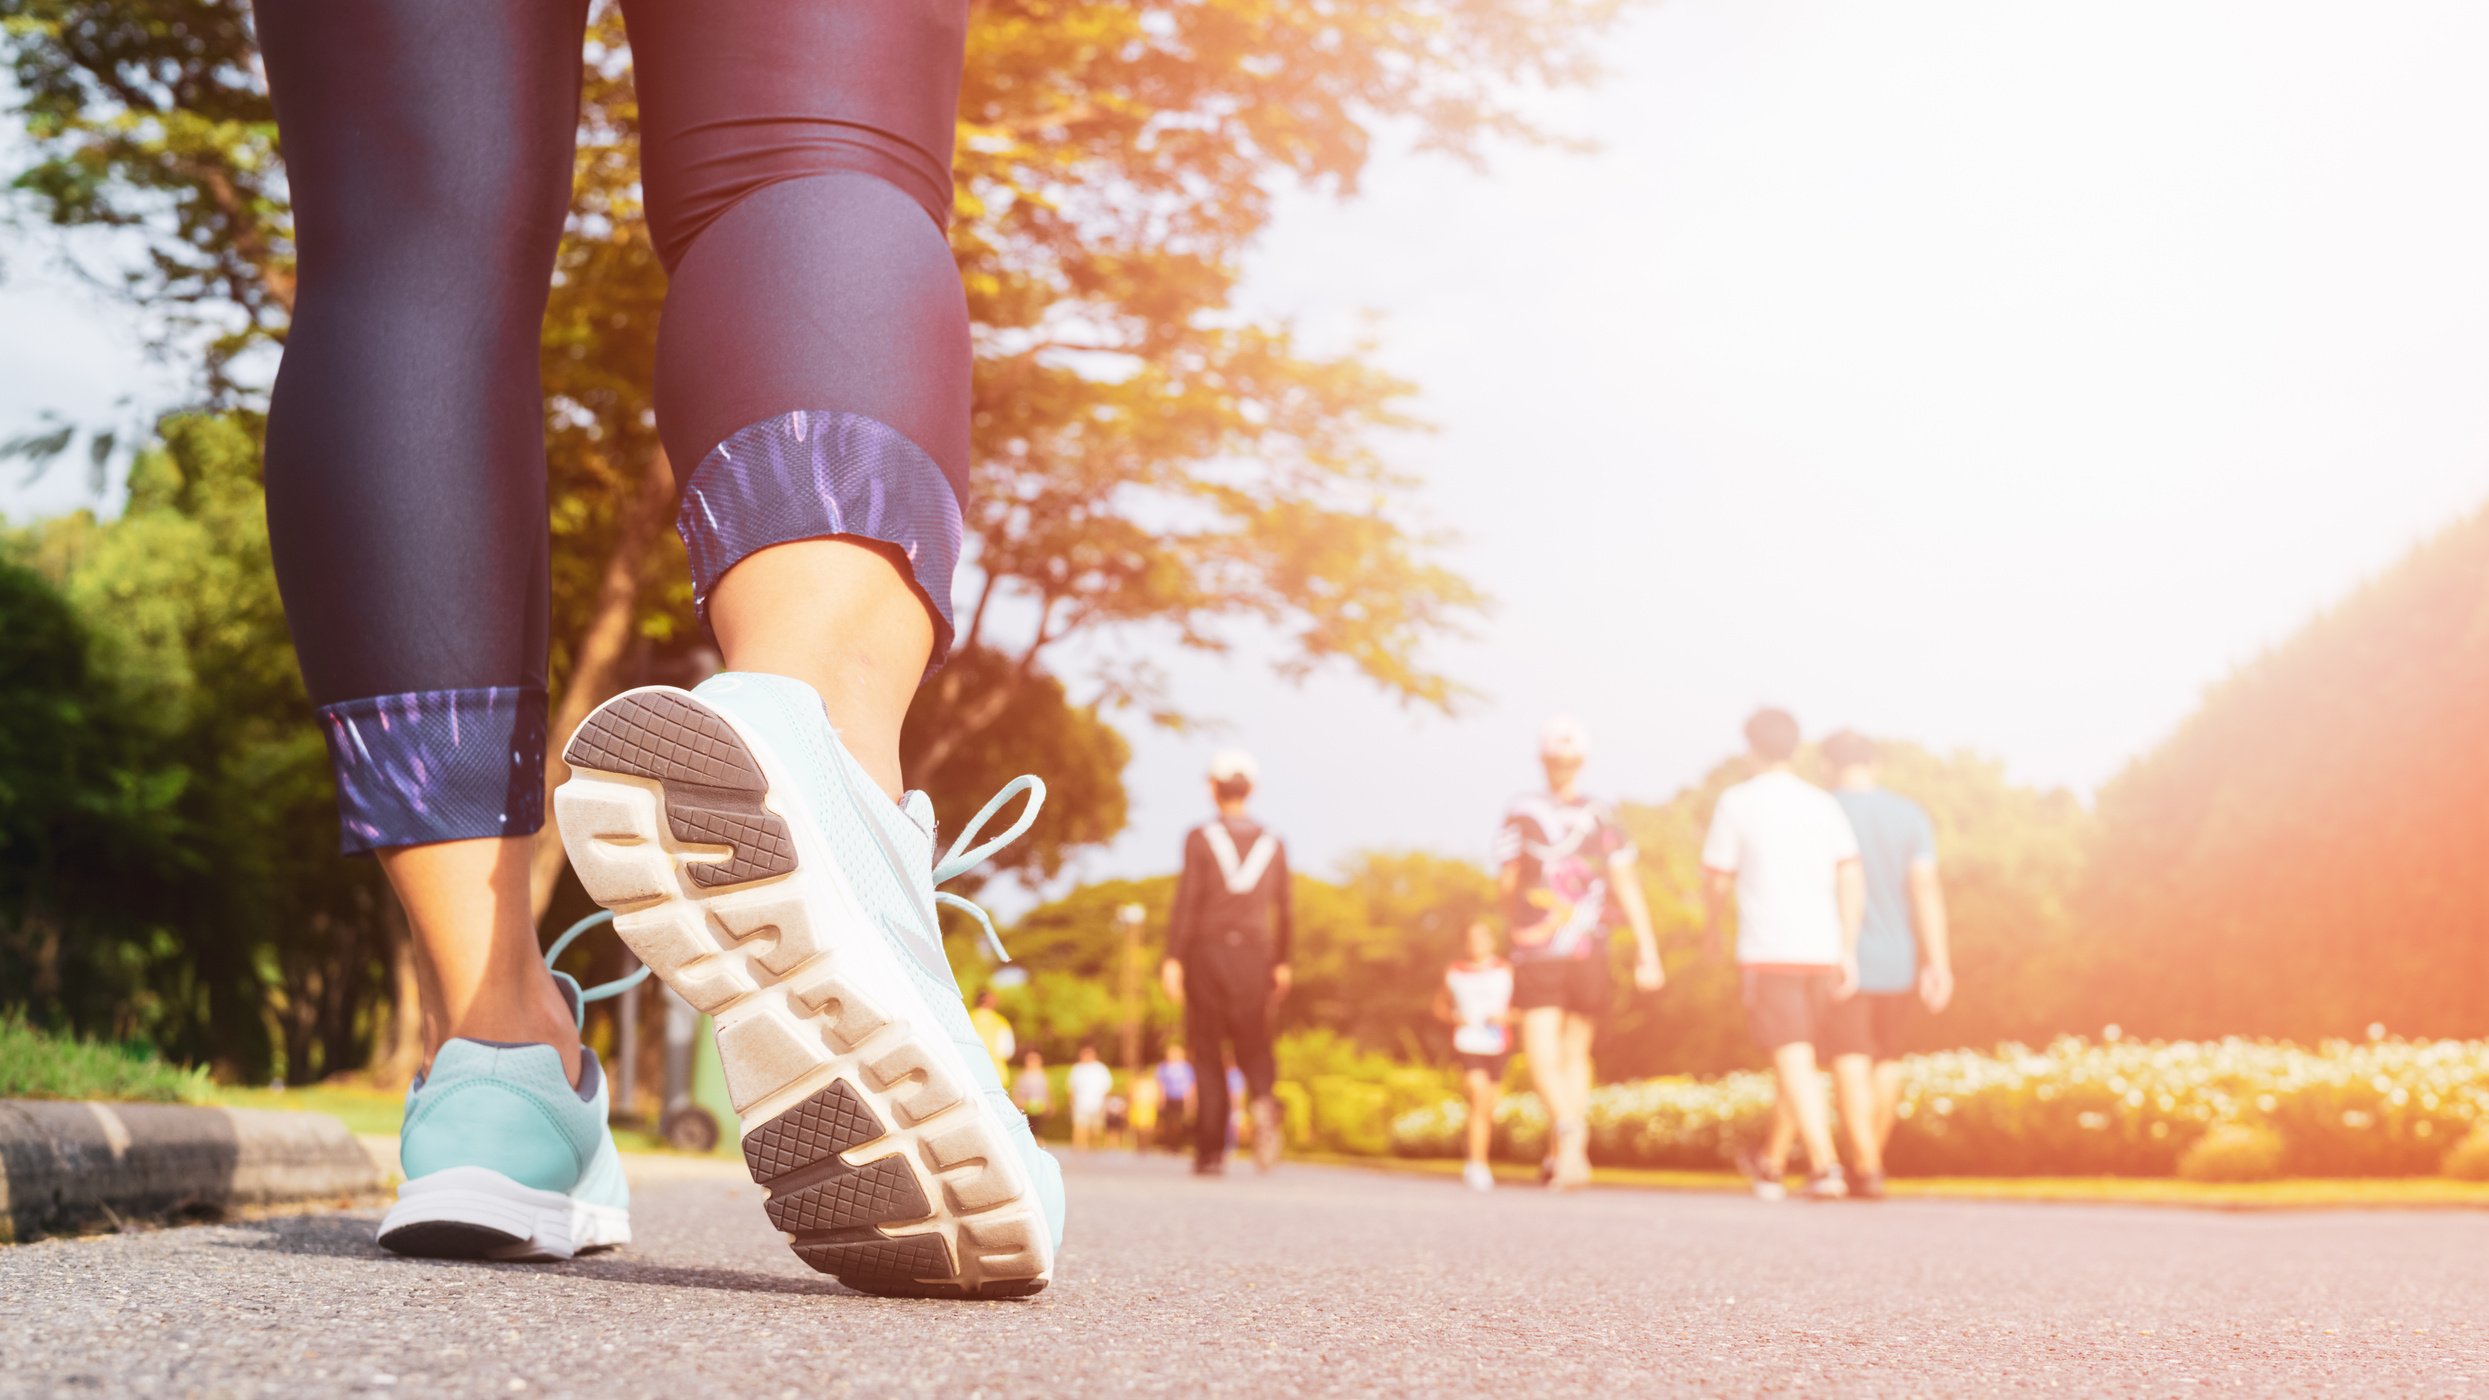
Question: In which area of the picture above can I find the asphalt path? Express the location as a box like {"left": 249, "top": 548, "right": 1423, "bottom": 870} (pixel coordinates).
{"left": 2, "top": 1152, "right": 2483, "bottom": 1398}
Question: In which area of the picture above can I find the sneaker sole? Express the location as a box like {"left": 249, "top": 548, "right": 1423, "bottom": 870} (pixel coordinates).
{"left": 377, "top": 1165, "right": 629, "bottom": 1262}
{"left": 554, "top": 687, "right": 1052, "bottom": 1299}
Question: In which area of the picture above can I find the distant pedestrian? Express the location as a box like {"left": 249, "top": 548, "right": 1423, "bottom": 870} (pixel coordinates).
{"left": 1130, "top": 1073, "right": 1162, "bottom": 1152}
{"left": 1154, "top": 1044, "right": 1196, "bottom": 1154}
{"left": 1434, "top": 918, "right": 1515, "bottom": 1192}
{"left": 970, "top": 990, "right": 1017, "bottom": 1088}
{"left": 1495, "top": 718, "right": 1664, "bottom": 1190}
{"left": 1164, "top": 750, "right": 1293, "bottom": 1176}
{"left": 1701, "top": 707, "right": 1869, "bottom": 1201}
{"left": 1823, "top": 730, "right": 1954, "bottom": 1189}
{"left": 1225, "top": 1062, "right": 1248, "bottom": 1153}
{"left": 1103, "top": 1090, "right": 1131, "bottom": 1150}
{"left": 1069, "top": 1043, "right": 1115, "bottom": 1152}
{"left": 1014, "top": 1050, "right": 1051, "bottom": 1132}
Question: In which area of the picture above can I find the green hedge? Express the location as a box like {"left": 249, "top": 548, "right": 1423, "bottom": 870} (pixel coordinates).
{"left": 1385, "top": 1034, "right": 2489, "bottom": 1178}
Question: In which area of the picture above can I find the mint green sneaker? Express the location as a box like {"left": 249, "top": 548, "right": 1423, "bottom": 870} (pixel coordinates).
{"left": 376, "top": 923, "right": 644, "bottom": 1261}
{"left": 554, "top": 675, "right": 1063, "bottom": 1298}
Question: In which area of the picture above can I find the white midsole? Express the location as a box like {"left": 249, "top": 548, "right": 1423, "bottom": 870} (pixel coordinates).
{"left": 378, "top": 1165, "right": 630, "bottom": 1262}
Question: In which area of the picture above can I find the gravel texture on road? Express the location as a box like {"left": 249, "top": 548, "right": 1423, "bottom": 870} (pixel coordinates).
{"left": 2, "top": 1152, "right": 2482, "bottom": 1397}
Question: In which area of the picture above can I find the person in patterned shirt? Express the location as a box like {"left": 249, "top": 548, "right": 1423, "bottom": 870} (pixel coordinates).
{"left": 1494, "top": 718, "right": 1663, "bottom": 1190}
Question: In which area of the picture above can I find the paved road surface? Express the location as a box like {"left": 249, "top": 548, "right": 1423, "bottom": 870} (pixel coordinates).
{"left": 3, "top": 1153, "right": 2483, "bottom": 1398}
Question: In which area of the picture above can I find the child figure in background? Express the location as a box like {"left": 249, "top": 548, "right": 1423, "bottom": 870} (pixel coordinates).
{"left": 1068, "top": 1043, "right": 1114, "bottom": 1152}
{"left": 1103, "top": 1089, "right": 1131, "bottom": 1150}
{"left": 1014, "top": 1050, "right": 1052, "bottom": 1133}
{"left": 1436, "top": 918, "right": 1517, "bottom": 1193}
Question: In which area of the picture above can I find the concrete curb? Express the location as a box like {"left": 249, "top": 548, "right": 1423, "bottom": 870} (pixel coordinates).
{"left": 0, "top": 1099, "right": 385, "bottom": 1243}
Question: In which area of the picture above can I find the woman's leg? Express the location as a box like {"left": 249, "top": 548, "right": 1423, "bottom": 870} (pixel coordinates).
{"left": 1465, "top": 1069, "right": 1496, "bottom": 1165}
{"left": 1520, "top": 1005, "right": 1569, "bottom": 1134}
{"left": 255, "top": 0, "right": 590, "bottom": 1076}
{"left": 620, "top": 0, "right": 973, "bottom": 797}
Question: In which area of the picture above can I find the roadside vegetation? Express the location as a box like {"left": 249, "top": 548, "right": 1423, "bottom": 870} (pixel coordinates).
{"left": 0, "top": 1011, "right": 210, "bottom": 1103}
{"left": 1384, "top": 1033, "right": 2489, "bottom": 1182}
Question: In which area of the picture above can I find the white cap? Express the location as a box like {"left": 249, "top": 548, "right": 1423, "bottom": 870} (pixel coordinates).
{"left": 1540, "top": 716, "right": 1590, "bottom": 761}
{"left": 1208, "top": 749, "right": 1259, "bottom": 783}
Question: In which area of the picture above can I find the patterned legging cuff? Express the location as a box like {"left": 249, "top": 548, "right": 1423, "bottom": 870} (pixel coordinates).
{"left": 318, "top": 686, "right": 548, "bottom": 854}
{"left": 676, "top": 409, "right": 964, "bottom": 676}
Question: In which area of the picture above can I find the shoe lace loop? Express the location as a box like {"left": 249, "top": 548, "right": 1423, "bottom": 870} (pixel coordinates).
{"left": 931, "top": 774, "right": 1047, "bottom": 964}
{"left": 546, "top": 909, "right": 652, "bottom": 1009}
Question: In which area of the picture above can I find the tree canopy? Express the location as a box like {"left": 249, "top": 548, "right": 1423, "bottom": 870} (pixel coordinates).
{"left": 2080, "top": 502, "right": 2489, "bottom": 1041}
{"left": 1, "top": 0, "right": 1622, "bottom": 1076}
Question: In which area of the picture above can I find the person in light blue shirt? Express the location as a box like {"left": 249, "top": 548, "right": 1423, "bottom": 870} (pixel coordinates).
{"left": 1824, "top": 731, "right": 1954, "bottom": 1173}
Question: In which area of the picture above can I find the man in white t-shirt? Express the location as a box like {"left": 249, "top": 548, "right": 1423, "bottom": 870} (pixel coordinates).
{"left": 1067, "top": 1043, "right": 1115, "bottom": 1152}
{"left": 1700, "top": 707, "right": 1869, "bottom": 1201}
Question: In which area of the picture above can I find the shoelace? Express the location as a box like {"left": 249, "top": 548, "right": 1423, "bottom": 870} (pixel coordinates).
{"left": 543, "top": 776, "right": 1045, "bottom": 987}
{"left": 546, "top": 909, "right": 652, "bottom": 1017}
{"left": 931, "top": 774, "right": 1047, "bottom": 964}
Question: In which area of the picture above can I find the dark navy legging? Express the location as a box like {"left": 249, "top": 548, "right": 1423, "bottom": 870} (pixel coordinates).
{"left": 252, "top": 0, "right": 970, "bottom": 852}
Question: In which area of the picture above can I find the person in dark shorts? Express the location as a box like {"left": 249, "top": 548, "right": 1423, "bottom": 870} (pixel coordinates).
{"left": 1823, "top": 730, "right": 1953, "bottom": 1180}
{"left": 1701, "top": 708, "right": 1868, "bottom": 1200}
{"left": 1434, "top": 919, "right": 1516, "bottom": 1193}
{"left": 1494, "top": 719, "right": 1663, "bottom": 1190}
{"left": 1163, "top": 751, "right": 1293, "bottom": 1176}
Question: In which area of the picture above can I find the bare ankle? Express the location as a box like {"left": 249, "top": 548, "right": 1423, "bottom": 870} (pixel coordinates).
{"left": 435, "top": 972, "right": 582, "bottom": 1083}
{"left": 707, "top": 539, "right": 933, "bottom": 802}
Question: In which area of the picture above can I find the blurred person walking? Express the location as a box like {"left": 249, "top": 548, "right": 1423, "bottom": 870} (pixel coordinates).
{"left": 1153, "top": 1045, "right": 1196, "bottom": 1155}
{"left": 1014, "top": 1050, "right": 1052, "bottom": 1132}
{"left": 1163, "top": 751, "right": 1294, "bottom": 1176}
{"left": 971, "top": 989, "right": 1017, "bottom": 1086}
{"left": 249, "top": 0, "right": 1065, "bottom": 1294}
{"left": 1068, "top": 1043, "right": 1115, "bottom": 1151}
{"left": 1702, "top": 708, "right": 1869, "bottom": 1201}
{"left": 1823, "top": 731, "right": 1953, "bottom": 1180}
{"left": 1495, "top": 719, "right": 1664, "bottom": 1191}
{"left": 1434, "top": 918, "right": 1516, "bottom": 1192}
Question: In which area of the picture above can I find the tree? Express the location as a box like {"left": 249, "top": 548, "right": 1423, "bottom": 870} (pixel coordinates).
{"left": 6, "top": 0, "right": 1625, "bottom": 901}
{"left": 8, "top": 413, "right": 398, "bottom": 1080}
{"left": 2080, "top": 502, "right": 2489, "bottom": 1041}
{"left": 1284, "top": 851, "right": 1495, "bottom": 1059}
{"left": 0, "top": 552, "right": 186, "bottom": 1043}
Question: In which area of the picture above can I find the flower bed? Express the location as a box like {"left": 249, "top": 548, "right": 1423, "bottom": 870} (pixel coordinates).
{"left": 1382, "top": 1034, "right": 2489, "bottom": 1178}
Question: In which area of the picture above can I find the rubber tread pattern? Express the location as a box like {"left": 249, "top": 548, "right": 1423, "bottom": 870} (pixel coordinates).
{"left": 764, "top": 1154, "right": 930, "bottom": 1236}
{"left": 793, "top": 1232, "right": 954, "bottom": 1287}
{"left": 743, "top": 1080, "right": 883, "bottom": 1178}
{"left": 563, "top": 691, "right": 796, "bottom": 887}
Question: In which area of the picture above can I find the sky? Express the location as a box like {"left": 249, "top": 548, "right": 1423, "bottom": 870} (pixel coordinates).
{"left": 6, "top": 0, "right": 2489, "bottom": 899}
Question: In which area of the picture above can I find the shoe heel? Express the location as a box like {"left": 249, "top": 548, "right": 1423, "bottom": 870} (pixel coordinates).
{"left": 558, "top": 687, "right": 797, "bottom": 904}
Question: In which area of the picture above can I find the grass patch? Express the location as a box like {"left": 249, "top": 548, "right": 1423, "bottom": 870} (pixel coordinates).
{"left": 0, "top": 1012, "right": 211, "bottom": 1103}
{"left": 210, "top": 1081, "right": 407, "bottom": 1137}
{"left": 207, "top": 1080, "right": 701, "bottom": 1159}
{"left": 1302, "top": 1152, "right": 2489, "bottom": 1210}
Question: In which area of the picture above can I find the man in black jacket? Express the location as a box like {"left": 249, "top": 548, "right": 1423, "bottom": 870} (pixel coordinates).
{"left": 1161, "top": 749, "right": 1293, "bottom": 1175}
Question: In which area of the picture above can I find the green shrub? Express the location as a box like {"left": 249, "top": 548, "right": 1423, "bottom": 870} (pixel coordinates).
{"left": 2440, "top": 1127, "right": 2489, "bottom": 1182}
{"left": 2177, "top": 1124, "right": 2287, "bottom": 1182}
{"left": 0, "top": 1012, "right": 210, "bottom": 1103}
{"left": 1307, "top": 1075, "right": 1394, "bottom": 1156}
{"left": 1271, "top": 1080, "right": 1315, "bottom": 1148}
